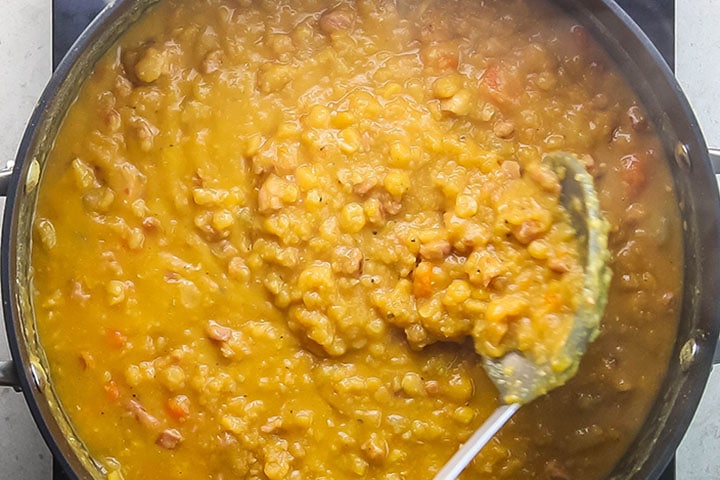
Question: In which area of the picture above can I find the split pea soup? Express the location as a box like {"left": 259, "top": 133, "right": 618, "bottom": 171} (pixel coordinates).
{"left": 32, "top": 0, "right": 682, "bottom": 478}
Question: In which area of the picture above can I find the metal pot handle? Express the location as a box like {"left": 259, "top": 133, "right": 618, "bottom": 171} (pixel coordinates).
{"left": 706, "top": 148, "right": 720, "bottom": 365}
{"left": 0, "top": 163, "right": 13, "bottom": 197}
{"left": 710, "top": 148, "right": 720, "bottom": 174}
{"left": 0, "top": 165, "right": 21, "bottom": 388}
{"left": 0, "top": 360, "right": 19, "bottom": 387}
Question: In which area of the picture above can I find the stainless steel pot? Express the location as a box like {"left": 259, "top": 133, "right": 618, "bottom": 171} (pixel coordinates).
{"left": 1, "top": 0, "right": 719, "bottom": 479}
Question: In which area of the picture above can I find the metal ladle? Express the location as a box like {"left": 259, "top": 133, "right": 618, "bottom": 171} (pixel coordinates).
{"left": 434, "top": 152, "right": 612, "bottom": 480}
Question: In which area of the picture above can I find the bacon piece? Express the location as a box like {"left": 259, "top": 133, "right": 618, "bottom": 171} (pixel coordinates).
{"left": 319, "top": 5, "right": 355, "bottom": 35}
{"left": 156, "top": 428, "right": 183, "bottom": 449}
{"left": 128, "top": 400, "right": 160, "bottom": 430}
{"left": 419, "top": 240, "right": 452, "bottom": 261}
{"left": 206, "top": 320, "right": 233, "bottom": 342}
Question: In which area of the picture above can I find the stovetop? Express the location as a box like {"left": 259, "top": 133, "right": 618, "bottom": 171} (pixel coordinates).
{"left": 47, "top": 0, "right": 673, "bottom": 478}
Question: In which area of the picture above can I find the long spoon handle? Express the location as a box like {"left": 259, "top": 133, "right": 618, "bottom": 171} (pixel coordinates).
{"left": 433, "top": 403, "right": 521, "bottom": 480}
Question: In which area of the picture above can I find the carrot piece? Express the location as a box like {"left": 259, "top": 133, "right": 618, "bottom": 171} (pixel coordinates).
{"left": 420, "top": 42, "right": 459, "bottom": 72}
{"left": 166, "top": 395, "right": 191, "bottom": 422}
{"left": 620, "top": 152, "right": 648, "bottom": 198}
{"left": 482, "top": 63, "right": 501, "bottom": 89}
{"left": 413, "top": 262, "right": 435, "bottom": 298}
{"left": 481, "top": 63, "right": 516, "bottom": 104}
{"left": 104, "top": 380, "right": 120, "bottom": 401}
{"left": 107, "top": 329, "right": 128, "bottom": 349}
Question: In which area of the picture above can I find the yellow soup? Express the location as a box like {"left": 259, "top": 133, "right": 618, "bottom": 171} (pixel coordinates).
{"left": 32, "top": 0, "right": 682, "bottom": 479}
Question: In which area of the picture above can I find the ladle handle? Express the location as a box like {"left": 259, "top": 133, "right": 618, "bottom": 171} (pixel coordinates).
{"left": 433, "top": 403, "right": 521, "bottom": 480}
{"left": 0, "top": 164, "right": 13, "bottom": 196}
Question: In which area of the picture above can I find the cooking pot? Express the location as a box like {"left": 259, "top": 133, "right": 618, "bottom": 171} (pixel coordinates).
{"left": 1, "top": 0, "right": 719, "bottom": 478}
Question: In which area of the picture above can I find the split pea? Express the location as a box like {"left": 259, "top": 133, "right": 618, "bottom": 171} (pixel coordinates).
{"left": 339, "top": 203, "right": 366, "bottom": 233}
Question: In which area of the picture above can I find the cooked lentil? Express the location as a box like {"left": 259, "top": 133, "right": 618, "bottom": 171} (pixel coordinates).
{"left": 32, "top": 0, "right": 682, "bottom": 479}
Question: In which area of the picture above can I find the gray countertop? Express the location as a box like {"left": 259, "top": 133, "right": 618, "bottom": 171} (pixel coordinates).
{"left": 0, "top": 1, "right": 717, "bottom": 478}
{"left": 0, "top": 1, "right": 52, "bottom": 478}
{"left": 673, "top": 3, "right": 720, "bottom": 478}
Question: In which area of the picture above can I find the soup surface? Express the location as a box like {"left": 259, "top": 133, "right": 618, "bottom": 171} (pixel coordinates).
{"left": 32, "top": 0, "right": 682, "bottom": 479}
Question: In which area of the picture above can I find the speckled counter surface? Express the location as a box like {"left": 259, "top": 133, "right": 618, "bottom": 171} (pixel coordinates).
{"left": 0, "top": 2, "right": 52, "bottom": 479}
{"left": 675, "top": 2, "right": 720, "bottom": 478}
{"left": 0, "top": 1, "right": 717, "bottom": 479}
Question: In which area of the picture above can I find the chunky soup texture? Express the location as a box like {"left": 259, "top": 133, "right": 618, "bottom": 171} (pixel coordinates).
{"left": 32, "top": 0, "right": 682, "bottom": 479}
